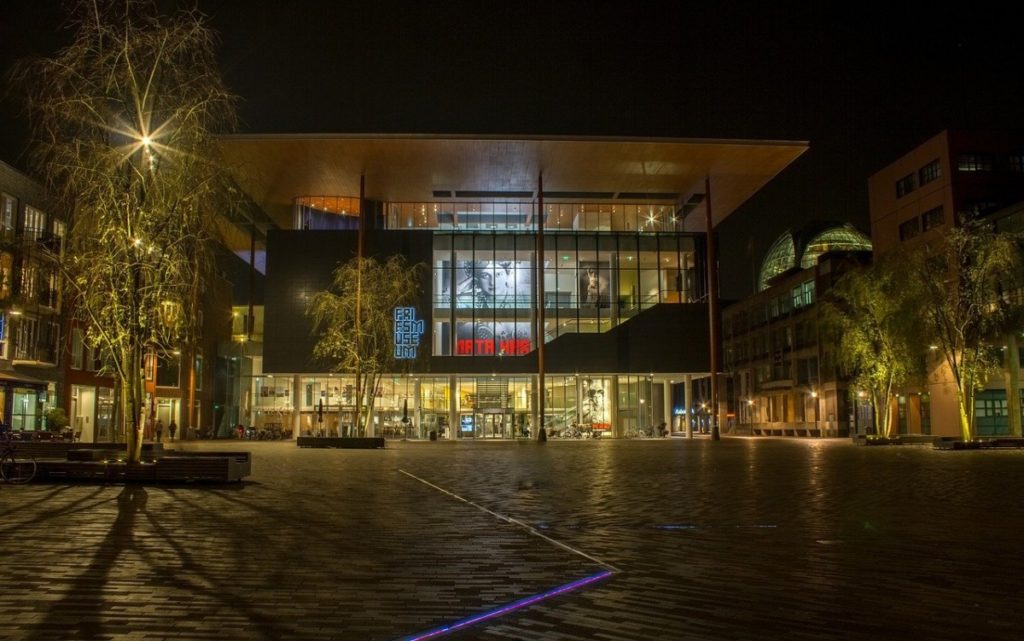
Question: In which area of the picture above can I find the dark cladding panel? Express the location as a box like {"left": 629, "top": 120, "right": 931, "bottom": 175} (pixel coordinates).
{"left": 263, "top": 231, "right": 355, "bottom": 373}
{"left": 544, "top": 304, "right": 710, "bottom": 373}
{"left": 263, "top": 229, "right": 435, "bottom": 373}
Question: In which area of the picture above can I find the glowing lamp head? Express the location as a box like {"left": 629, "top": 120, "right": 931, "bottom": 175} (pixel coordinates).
{"left": 141, "top": 135, "right": 152, "bottom": 147}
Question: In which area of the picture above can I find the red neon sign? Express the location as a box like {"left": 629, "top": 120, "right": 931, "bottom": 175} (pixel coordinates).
{"left": 455, "top": 338, "right": 531, "bottom": 356}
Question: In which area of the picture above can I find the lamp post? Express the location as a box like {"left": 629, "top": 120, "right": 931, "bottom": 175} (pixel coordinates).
{"left": 235, "top": 335, "right": 247, "bottom": 435}
{"left": 747, "top": 398, "right": 755, "bottom": 431}
{"left": 811, "top": 390, "right": 820, "bottom": 436}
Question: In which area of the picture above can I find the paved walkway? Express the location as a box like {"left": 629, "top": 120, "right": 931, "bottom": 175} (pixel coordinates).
{"left": 1, "top": 439, "right": 1022, "bottom": 640}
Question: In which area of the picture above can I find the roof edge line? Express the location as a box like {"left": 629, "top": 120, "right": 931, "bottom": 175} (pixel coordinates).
{"left": 215, "top": 132, "right": 810, "bottom": 147}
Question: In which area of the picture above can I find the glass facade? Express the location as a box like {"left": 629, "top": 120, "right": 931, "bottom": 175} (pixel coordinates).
{"left": 257, "top": 193, "right": 709, "bottom": 440}
{"left": 385, "top": 201, "right": 681, "bottom": 232}
{"left": 432, "top": 232, "right": 697, "bottom": 355}
{"left": 298, "top": 197, "right": 680, "bottom": 233}
{"left": 295, "top": 196, "right": 360, "bottom": 230}
{"left": 240, "top": 373, "right": 678, "bottom": 440}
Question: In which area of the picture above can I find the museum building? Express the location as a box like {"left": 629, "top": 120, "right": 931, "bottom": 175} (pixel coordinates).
{"left": 219, "top": 135, "right": 806, "bottom": 439}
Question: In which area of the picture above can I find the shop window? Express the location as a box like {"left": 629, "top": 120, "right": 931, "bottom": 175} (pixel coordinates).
{"left": 1009, "top": 155, "right": 1024, "bottom": 173}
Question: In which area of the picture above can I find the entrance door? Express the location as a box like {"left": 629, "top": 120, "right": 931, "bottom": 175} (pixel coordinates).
{"left": 11, "top": 388, "right": 39, "bottom": 431}
{"left": 157, "top": 398, "right": 180, "bottom": 434}
{"left": 477, "top": 413, "right": 511, "bottom": 438}
{"left": 72, "top": 385, "right": 96, "bottom": 443}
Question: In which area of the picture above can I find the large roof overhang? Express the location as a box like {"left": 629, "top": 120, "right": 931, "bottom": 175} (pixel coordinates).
{"left": 217, "top": 134, "right": 807, "bottom": 231}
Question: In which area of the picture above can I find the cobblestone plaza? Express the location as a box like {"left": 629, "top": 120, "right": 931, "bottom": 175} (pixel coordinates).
{"left": 1, "top": 439, "right": 1022, "bottom": 640}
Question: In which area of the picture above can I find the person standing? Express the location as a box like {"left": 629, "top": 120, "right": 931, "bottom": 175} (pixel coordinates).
{"left": 168, "top": 420, "right": 177, "bottom": 441}
{"left": 155, "top": 418, "right": 164, "bottom": 442}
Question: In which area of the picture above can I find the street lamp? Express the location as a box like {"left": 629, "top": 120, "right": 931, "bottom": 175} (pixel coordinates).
{"left": 811, "top": 390, "right": 820, "bottom": 436}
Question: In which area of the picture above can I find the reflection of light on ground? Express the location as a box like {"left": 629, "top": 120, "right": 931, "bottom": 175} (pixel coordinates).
{"left": 400, "top": 570, "right": 613, "bottom": 641}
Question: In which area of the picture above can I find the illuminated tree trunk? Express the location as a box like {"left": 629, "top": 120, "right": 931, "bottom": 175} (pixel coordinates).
{"left": 956, "top": 385, "right": 973, "bottom": 442}
{"left": 121, "top": 346, "right": 144, "bottom": 464}
{"left": 1006, "top": 333, "right": 1021, "bottom": 437}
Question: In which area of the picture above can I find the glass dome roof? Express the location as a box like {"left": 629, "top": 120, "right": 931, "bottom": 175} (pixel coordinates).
{"left": 757, "top": 223, "right": 872, "bottom": 291}
{"left": 799, "top": 224, "right": 873, "bottom": 269}
{"left": 758, "top": 233, "right": 797, "bottom": 291}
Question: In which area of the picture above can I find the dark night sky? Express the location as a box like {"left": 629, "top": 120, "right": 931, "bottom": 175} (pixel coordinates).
{"left": 2, "top": 1, "right": 1023, "bottom": 297}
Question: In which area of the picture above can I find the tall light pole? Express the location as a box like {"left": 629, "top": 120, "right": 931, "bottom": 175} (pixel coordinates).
{"left": 811, "top": 390, "right": 820, "bottom": 436}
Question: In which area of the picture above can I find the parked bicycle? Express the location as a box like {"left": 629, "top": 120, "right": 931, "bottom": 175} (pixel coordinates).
{"left": 1, "top": 427, "right": 37, "bottom": 484}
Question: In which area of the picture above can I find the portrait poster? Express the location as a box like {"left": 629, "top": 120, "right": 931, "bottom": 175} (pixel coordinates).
{"left": 578, "top": 261, "right": 612, "bottom": 307}
{"left": 442, "top": 260, "right": 532, "bottom": 309}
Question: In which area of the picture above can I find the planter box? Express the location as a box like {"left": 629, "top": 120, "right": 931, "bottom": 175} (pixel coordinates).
{"left": 934, "top": 438, "right": 1024, "bottom": 450}
{"left": 34, "top": 452, "right": 250, "bottom": 483}
{"left": 17, "top": 441, "right": 165, "bottom": 460}
{"left": 852, "top": 435, "right": 899, "bottom": 446}
{"left": 933, "top": 439, "right": 982, "bottom": 450}
{"left": 296, "top": 437, "right": 386, "bottom": 449}
{"left": 161, "top": 451, "right": 252, "bottom": 478}
{"left": 66, "top": 449, "right": 124, "bottom": 462}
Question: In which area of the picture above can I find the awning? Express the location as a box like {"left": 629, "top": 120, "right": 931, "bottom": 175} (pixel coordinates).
{"left": 0, "top": 370, "right": 50, "bottom": 386}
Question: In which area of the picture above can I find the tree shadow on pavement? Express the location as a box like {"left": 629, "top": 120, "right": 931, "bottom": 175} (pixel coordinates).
{"left": 25, "top": 484, "right": 290, "bottom": 641}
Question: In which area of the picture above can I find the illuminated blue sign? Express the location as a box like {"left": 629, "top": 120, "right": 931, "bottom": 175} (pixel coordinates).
{"left": 393, "top": 307, "right": 425, "bottom": 359}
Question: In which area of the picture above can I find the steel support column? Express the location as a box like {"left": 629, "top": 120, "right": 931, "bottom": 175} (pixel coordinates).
{"left": 536, "top": 173, "right": 546, "bottom": 439}
{"left": 705, "top": 175, "right": 722, "bottom": 440}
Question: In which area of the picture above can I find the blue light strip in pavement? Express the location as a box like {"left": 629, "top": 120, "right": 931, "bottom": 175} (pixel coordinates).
{"left": 399, "top": 570, "right": 614, "bottom": 641}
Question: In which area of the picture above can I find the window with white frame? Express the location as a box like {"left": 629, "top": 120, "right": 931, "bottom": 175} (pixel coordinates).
{"left": 19, "top": 260, "right": 38, "bottom": 300}
{"left": 14, "top": 316, "right": 37, "bottom": 360}
{"left": 22, "top": 206, "right": 46, "bottom": 240}
{"left": 52, "top": 219, "right": 66, "bottom": 254}
{"left": 1, "top": 193, "right": 16, "bottom": 234}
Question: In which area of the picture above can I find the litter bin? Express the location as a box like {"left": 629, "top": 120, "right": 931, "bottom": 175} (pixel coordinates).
{"left": 429, "top": 430, "right": 437, "bottom": 441}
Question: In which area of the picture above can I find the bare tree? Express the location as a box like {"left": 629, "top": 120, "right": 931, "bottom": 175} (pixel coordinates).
{"left": 308, "top": 256, "right": 422, "bottom": 437}
{"left": 12, "top": 0, "right": 237, "bottom": 462}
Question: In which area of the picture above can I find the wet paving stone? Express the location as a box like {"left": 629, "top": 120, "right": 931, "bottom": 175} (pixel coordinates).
{"left": 0, "top": 438, "right": 1022, "bottom": 640}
